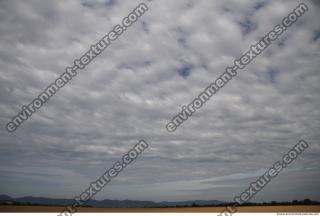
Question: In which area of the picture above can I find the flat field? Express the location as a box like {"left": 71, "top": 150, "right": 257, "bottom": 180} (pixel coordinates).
{"left": 1, "top": 205, "right": 320, "bottom": 212}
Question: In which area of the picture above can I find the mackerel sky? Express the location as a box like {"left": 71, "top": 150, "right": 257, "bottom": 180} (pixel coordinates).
{"left": 0, "top": 0, "right": 319, "bottom": 202}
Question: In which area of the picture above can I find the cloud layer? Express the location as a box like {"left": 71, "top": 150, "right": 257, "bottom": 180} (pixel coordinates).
{"left": 0, "top": 0, "right": 319, "bottom": 202}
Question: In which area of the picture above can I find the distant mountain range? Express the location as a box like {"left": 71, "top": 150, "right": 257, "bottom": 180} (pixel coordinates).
{"left": 0, "top": 194, "right": 224, "bottom": 208}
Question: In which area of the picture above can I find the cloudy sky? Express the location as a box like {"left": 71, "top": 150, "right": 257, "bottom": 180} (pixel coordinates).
{"left": 0, "top": 0, "right": 319, "bottom": 202}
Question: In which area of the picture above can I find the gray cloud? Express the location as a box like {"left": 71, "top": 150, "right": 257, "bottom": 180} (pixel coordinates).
{"left": 0, "top": 0, "right": 319, "bottom": 202}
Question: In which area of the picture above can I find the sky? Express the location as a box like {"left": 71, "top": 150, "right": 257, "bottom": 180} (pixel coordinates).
{"left": 0, "top": 0, "right": 319, "bottom": 202}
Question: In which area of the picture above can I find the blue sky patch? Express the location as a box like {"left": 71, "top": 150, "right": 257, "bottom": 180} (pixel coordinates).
{"left": 313, "top": 30, "right": 320, "bottom": 41}
{"left": 177, "top": 66, "right": 192, "bottom": 78}
{"left": 267, "top": 68, "right": 279, "bottom": 83}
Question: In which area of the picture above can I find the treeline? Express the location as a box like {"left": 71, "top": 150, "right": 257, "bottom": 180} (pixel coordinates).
{"left": 0, "top": 201, "right": 92, "bottom": 208}
{"left": 156, "top": 199, "right": 320, "bottom": 208}
{"left": 1, "top": 199, "right": 319, "bottom": 208}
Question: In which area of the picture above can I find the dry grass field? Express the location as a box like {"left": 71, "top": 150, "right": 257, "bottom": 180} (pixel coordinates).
{"left": 0, "top": 205, "right": 320, "bottom": 212}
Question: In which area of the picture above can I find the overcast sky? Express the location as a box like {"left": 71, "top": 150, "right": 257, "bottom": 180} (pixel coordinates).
{"left": 0, "top": 0, "right": 319, "bottom": 202}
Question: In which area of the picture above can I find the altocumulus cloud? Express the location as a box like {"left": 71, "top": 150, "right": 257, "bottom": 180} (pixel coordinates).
{"left": 0, "top": 0, "right": 319, "bottom": 202}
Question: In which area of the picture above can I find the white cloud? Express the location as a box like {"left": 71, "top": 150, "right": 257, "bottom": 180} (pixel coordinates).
{"left": 0, "top": 0, "right": 319, "bottom": 202}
